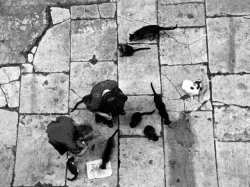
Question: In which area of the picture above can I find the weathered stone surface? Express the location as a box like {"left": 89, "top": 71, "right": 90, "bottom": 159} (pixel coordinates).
{"left": 69, "top": 109, "right": 118, "bottom": 187}
{"left": 206, "top": 0, "right": 250, "bottom": 16}
{"left": 0, "top": 109, "right": 17, "bottom": 186}
{"left": 159, "top": 0, "right": 203, "bottom": 3}
{"left": 31, "top": 46, "right": 37, "bottom": 54}
{"left": 71, "top": 5, "right": 100, "bottom": 19}
{"left": 118, "top": 44, "right": 161, "bottom": 95}
{"left": 28, "top": 53, "right": 33, "bottom": 62}
{"left": 0, "top": 5, "right": 45, "bottom": 65}
{"left": 99, "top": 3, "right": 116, "bottom": 18}
{"left": 50, "top": 7, "right": 70, "bottom": 24}
{"left": 161, "top": 65, "right": 211, "bottom": 111}
{"left": 212, "top": 75, "right": 250, "bottom": 106}
{"left": 160, "top": 28, "right": 207, "bottom": 65}
{"left": 21, "top": 63, "right": 33, "bottom": 73}
{"left": 165, "top": 112, "right": 217, "bottom": 187}
{"left": 1, "top": 81, "right": 20, "bottom": 107}
{"left": 117, "top": 0, "right": 157, "bottom": 43}
{"left": 70, "top": 62, "right": 117, "bottom": 108}
{"left": 207, "top": 17, "right": 250, "bottom": 73}
{"left": 0, "top": 66, "right": 20, "bottom": 84}
{"left": 71, "top": 19, "right": 117, "bottom": 61}
{"left": 119, "top": 96, "right": 161, "bottom": 136}
{"left": 0, "top": 109, "right": 18, "bottom": 147}
{"left": 0, "top": 88, "right": 7, "bottom": 107}
{"left": 0, "top": 145, "right": 15, "bottom": 187}
{"left": 214, "top": 106, "right": 250, "bottom": 141}
{"left": 20, "top": 73, "right": 69, "bottom": 113}
{"left": 120, "top": 138, "right": 164, "bottom": 187}
{"left": 33, "top": 20, "right": 70, "bottom": 72}
{"left": 14, "top": 115, "right": 66, "bottom": 186}
{"left": 158, "top": 3, "right": 205, "bottom": 27}
{"left": 216, "top": 142, "right": 250, "bottom": 187}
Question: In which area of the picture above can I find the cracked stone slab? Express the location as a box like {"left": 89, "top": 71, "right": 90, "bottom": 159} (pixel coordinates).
{"left": 0, "top": 88, "right": 7, "bottom": 107}
{"left": 160, "top": 28, "right": 207, "bottom": 65}
{"left": 214, "top": 106, "right": 250, "bottom": 141}
{"left": 33, "top": 20, "right": 70, "bottom": 72}
{"left": 216, "top": 142, "right": 250, "bottom": 187}
{"left": 212, "top": 75, "right": 250, "bottom": 106}
{"left": 207, "top": 17, "right": 250, "bottom": 73}
{"left": 0, "top": 109, "right": 18, "bottom": 147}
{"left": 159, "top": 0, "right": 203, "bottom": 3}
{"left": 71, "top": 19, "right": 117, "bottom": 61}
{"left": 71, "top": 5, "right": 100, "bottom": 19}
{"left": 161, "top": 65, "right": 211, "bottom": 111}
{"left": 0, "top": 145, "right": 15, "bottom": 187}
{"left": 158, "top": 3, "right": 205, "bottom": 27}
{"left": 70, "top": 62, "right": 117, "bottom": 109}
{"left": 118, "top": 44, "right": 161, "bottom": 95}
{"left": 0, "top": 66, "right": 20, "bottom": 84}
{"left": 1, "top": 81, "right": 20, "bottom": 107}
{"left": 165, "top": 112, "right": 217, "bottom": 187}
{"left": 119, "top": 96, "right": 161, "bottom": 136}
{"left": 20, "top": 73, "right": 69, "bottom": 113}
{"left": 69, "top": 109, "right": 118, "bottom": 187}
{"left": 98, "top": 3, "right": 116, "bottom": 18}
{"left": 0, "top": 5, "right": 45, "bottom": 65}
{"left": 120, "top": 138, "right": 164, "bottom": 187}
{"left": 14, "top": 115, "right": 66, "bottom": 186}
{"left": 50, "top": 7, "right": 70, "bottom": 24}
{"left": 206, "top": 0, "right": 250, "bottom": 16}
{"left": 117, "top": 0, "right": 157, "bottom": 43}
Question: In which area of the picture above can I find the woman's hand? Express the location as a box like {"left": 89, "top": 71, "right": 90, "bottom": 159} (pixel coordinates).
{"left": 76, "top": 145, "right": 89, "bottom": 157}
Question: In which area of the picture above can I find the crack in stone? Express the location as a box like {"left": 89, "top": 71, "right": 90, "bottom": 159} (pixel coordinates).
{"left": 183, "top": 28, "right": 193, "bottom": 65}
{"left": 159, "top": 2, "right": 204, "bottom": 6}
{"left": 161, "top": 73, "right": 185, "bottom": 110}
{"left": 96, "top": 4, "right": 101, "bottom": 18}
{"left": 0, "top": 85, "right": 8, "bottom": 107}
{"left": 161, "top": 73, "right": 182, "bottom": 97}
{"left": 70, "top": 88, "right": 82, "bottom": 98}
{"left": 207, "top": 13, "right": 250, "bottom": 18}
{"left": 213, "top": 101, "right": 250, "bottom": 109}
{"left": 117, "top": 15, "right": 151, "bottom": 25}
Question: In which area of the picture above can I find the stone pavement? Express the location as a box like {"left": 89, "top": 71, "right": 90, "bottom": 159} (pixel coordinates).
{"left": 0, "top": 0, "right": 250, "bottom": 187}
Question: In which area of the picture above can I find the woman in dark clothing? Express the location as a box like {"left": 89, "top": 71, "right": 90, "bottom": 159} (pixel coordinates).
{"left": 81, "top": 80, "right": 128, "bottom": 128}
{"left": 46, "top": 116, "right": 94, "bottom": 156}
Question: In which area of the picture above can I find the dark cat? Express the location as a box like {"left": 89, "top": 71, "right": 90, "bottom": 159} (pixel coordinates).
{"left": 129, "top": 24, "right": 178, "bottom": 41}
{"left": 118, "top": 44, "right": 151, "bottom": 57}
{"left": 144, "top": 125, "right": 158, "bottom": 141}
{"left": 100, "top": 129, "right": 119, "bottom": 169}
{"left": 150, "top": 83, "right": 171, "bottom": 125}
{"left": 66, "top": 156, "right": 79, "bottom": 181}
{"left": 129, "top": 110, "right": 155, "bottom": 128}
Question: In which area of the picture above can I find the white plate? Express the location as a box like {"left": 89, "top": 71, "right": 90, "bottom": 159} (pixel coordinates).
{"left": 86, "top": 159, "right": 112, "bottom": 179}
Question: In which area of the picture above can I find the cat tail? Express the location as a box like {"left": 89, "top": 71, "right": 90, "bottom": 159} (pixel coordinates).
{"left": 111, "top": 129, "right": 119, "bottom": 139}
{"left": 71, "top": 95, "right": 90, "bottom": 112}
{"left": 71, "top": 99, "right": 84, "bottom": 112}
{"left": 141, "top": 110, "right": 156, "bottom": 116}
{"left": 160, "top": 24, "right": 178, "bottom": 30}
{"left": 133, "top": 47, "right": 151, "bottom": 52}
{"left": 67, "top": 175, "right": 77, "bottom": 181}
{"left": 150, "top": 82, "right": 157, "bottom": 95}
